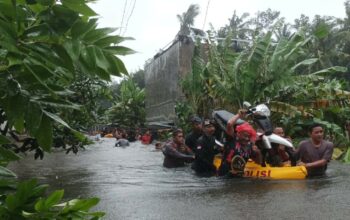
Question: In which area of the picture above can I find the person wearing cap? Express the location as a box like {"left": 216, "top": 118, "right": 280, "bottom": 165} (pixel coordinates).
{"left": 192, "top": 119, "right": 221, "bottom": 175}
{"left": 185, "top": 116, "right": 203, "bottom": 153}
{"left": 162, "top": 129, "right": 195, "bottom": 168}
{"left": 218, "top": 110, "right": 262, "bottom": 176}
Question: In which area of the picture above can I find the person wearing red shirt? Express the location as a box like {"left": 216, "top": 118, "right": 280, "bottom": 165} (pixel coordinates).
{"left": 141, "top": 130, "right": 152, "bottom": 145}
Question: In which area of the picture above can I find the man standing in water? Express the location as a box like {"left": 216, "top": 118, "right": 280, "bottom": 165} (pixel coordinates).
{"left": 192, "top": 119, "right": 220, "bottom": 175}
{"left": 295, "top": 123, "right": 334, "bottom": 177}
{"left": 185, "top": 116, "right": 203, "bottom": 153}
{"left": 162, "top": 129, "right": 194, "bottom": 168}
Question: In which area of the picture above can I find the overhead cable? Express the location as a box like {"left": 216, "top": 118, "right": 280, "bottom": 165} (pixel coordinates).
{"left": 119, "top": 0, "right": 128, "bottom": 35}
{"left": 202, "top": 0, "right": 211, "bottom": 30}
{"left": 123, "top": 0, "right": 137, "bottom": 36}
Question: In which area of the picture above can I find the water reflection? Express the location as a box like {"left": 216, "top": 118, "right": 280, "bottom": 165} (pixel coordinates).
{"left": 9, "top": 138, "right": 350, "bottom": 220}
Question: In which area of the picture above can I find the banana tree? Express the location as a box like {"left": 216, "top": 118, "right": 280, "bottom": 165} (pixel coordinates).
{"left": 181, "top": 27, "right": 348, "bottom": 142}
{"left": 180, "top": 41, "right": 219, "bottom": 117}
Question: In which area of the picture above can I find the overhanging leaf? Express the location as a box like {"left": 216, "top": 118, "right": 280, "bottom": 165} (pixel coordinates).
{"left": 311, "top": 66, "right": 347, "bottom": 75}
{"left": 0, "top": 146, "right": 21, "bottom": 161}
{"left": 343, "top": 148, "right": 350, "bottom": 163}
{"left": 70, "top": 197, "right": 100, "bottom": 211}
{"left": 35, "top": 114, "right": 53, "bottom": 152}
{"left": 94, "top": 35, "right": 130, "bottom": 48}
{"left": 70, "top": 18, "right": 98, "bottom": 39}
{"left": 114, "top": 57, "right": 128, "bottom": 75}
{"left": 94, "top": 46, "right": 110, "bottom": 70}
{"left": 34, "top": 98, "right": 81, "bottom": 110}
{"left": 42, "top": 110, "right": 71, "bottom": 129}
{"left": 45, "top": 189, "right": 64, "bottom": 209}
{"left": 0, "top": 135, "right": 10, "bottom": 145}
{"left": 61, "top": 0, "right": 97, "bottom": 17}
{"left": 0, "top": 166, "right": 17, "bottom": 178}
{"left": 63, "top": 39, "right": 82, "bottom": 61}
{"left": 104, "top": 46, "right": 136, "bottom": 56}
{"left": 83, "top": 27, "right": 118, "bottom": 43}
{"left": 291, "top": 58, "right": 318, "bottom": 71}
{"left": 25, "top": 102, "right": 43, "bottom": 136}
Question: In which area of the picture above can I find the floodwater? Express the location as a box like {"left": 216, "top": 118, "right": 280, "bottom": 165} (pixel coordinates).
{"left": 9, "top": 138, "right": 350, "bottom": 220}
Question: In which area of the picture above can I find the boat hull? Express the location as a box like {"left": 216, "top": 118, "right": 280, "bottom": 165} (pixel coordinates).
{"left": 214, "top": 156, "right": 307, "bottom": 180}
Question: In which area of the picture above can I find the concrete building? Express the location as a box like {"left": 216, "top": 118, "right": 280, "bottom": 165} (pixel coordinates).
{"left": 144, "top": 36, "right": 195, "bottom": 126}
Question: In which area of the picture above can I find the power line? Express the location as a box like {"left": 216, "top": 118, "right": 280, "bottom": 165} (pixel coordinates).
{"left": 119, "top": 0, "right": 128, "bottom": 35}
{"left": 123, "top": 0, "right": 137, "bottom": 36}
{"left": 202, "top": 0, "right": 211, "bottom": 30}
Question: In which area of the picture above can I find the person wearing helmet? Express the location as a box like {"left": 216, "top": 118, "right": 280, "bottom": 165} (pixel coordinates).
{"left": 218, "top": 110, "right": 262, "bottom": 176}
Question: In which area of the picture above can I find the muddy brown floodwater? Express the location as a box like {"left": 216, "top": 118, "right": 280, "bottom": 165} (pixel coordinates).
{"left": 9, "top": 138, "right": 350, "bottom": 220}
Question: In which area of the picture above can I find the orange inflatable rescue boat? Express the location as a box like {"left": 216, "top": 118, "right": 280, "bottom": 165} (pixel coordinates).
{"left": 213, "top": 155, "right": 307, "bottom": 180}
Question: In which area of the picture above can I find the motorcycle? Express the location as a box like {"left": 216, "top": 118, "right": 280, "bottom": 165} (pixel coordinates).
{"left": 212, "top": 102, "right": 296, "bottom": 167}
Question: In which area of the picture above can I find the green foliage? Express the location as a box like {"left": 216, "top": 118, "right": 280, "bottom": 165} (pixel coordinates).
{"left": 180, "top": 40, "right": 218, "bottom": 117}
{"left": 108, "top": 77, "right": 145, "bottom": 127}
{"left": 174, "top": 101, "right": 194, "bottom": 134}
{"left": 180, "top": 7, "right": 350, "bottom": 158}
{"left": 53, "top": 126, "right": 93, "bottom": 154}
{"left": 343, "top": 147, "right": 350, "bottom": 163}
{"left": 183, "top": 30, "right": 323, "bottom": 112}
{"left": 0, "top": 166, "right": 16, "bottom": 178}
{"left": 0, "top": 127, "right": 98, "bottom": 219}
{"left": 0, "top": 179, "right": 104, "bottom": 219}
{"left": 130, "top": 69, "right": 145, "bottom": 89}
{"left": 0, "top": 0, "right": 135, "bottom": 217}
{"left": 63, "top": 72, "right": 113, "bottom": 131}
{"left": 0, "top": 0, "right": 133, "bottom": 154}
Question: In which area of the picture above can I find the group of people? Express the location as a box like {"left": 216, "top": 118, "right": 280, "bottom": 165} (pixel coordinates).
{"left": 112, "top": 127, "right": 171, "bottom": 147}
{"left": 114, "top": 128, "right": 130, "bottom": 147}
{"left": 162, "top": 111, "right": 334, "bottom": 177}
{"left": 112, "top": 128, "right": 156, "bottom": 147}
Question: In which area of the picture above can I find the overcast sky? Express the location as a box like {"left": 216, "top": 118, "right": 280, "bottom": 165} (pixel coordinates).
{"left": 90, "top": 0, "right": 347, "bottom": 75}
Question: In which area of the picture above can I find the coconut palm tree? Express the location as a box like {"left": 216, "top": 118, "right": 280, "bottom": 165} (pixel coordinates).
{"left": 177, "top": 4, "right": 200, "bottom": 36}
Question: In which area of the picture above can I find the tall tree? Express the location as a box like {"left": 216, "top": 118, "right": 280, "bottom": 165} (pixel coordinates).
{"left": 131, "top": 69, "right": 145, "bottom": 89}
{"left": 177, "top": 4, "right": 200, "bottom": 36}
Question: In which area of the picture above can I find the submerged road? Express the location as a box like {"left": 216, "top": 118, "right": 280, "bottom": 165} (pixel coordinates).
{"left": 9, "top": 138, "right": 350, "bottom": 220}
